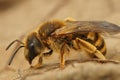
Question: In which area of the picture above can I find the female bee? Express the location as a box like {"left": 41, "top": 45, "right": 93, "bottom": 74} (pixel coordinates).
{"left": 6, "top": 19, "right": 120, "bottom": 69}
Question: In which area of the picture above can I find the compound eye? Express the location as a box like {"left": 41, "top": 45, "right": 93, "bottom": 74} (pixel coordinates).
{"left": 27, "top": 43, "right": 38, "bottom": 64}
{"left": 29, "top": 43, "right": 34, "bottom": 49}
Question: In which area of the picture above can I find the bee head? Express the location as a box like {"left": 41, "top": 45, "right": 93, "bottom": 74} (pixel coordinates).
{"left": 24, "top": 32, "right": 44, "bottom": 64}
{"left": 6, "top": 32, "right": 44, "bottom": 65}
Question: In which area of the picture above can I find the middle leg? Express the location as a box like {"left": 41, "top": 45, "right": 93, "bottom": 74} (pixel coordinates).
{"left": 60, "top": 43, "right": 70, "bottom": 69}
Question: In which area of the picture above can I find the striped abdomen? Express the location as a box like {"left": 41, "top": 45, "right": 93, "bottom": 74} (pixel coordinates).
{"left": 85, "top": 32, "right": 106, "bottom": 55}
{"left": 68, "top": 32, "right": 106, "bottom": 56}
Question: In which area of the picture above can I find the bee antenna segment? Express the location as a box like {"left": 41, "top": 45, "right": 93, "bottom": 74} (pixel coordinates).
{"left": 8, "top": 46, "right": 24, "bottom": 65}
{"left": 6, "top": 40, "right": 24, "bottom": 50}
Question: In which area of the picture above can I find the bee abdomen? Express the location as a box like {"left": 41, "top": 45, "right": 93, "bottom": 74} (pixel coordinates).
{"left": 95, "top": 39, "right": 106, "bottom": 55}
{"left": 87, "top": 32, "right": 106, "bottom": 55}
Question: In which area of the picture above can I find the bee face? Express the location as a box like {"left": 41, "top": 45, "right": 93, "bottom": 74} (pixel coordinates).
{"left": 24, "top": 32, "right": 44, "bottom": 64}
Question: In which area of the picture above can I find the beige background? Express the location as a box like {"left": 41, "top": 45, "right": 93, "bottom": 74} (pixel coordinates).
{"left": 0, "top": 0, "right": 120, "bottom": 80}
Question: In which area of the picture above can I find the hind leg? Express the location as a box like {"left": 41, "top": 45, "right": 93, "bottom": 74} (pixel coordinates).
{"left": 76, "top": 38, "right": 106, "bottom": 60}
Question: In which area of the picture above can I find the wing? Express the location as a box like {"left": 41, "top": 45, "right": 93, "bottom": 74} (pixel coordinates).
{"left": 52, "top": 21, "right": 120, "bottom": 37}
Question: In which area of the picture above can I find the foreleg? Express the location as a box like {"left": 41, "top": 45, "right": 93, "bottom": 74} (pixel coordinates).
{"left": 31, "top": 56, "right": 43, "bottom": 69}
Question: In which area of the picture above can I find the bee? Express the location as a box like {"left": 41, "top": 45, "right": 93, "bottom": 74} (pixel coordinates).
{"left": 6, "top": 18, "right": 120, "bottom": 69}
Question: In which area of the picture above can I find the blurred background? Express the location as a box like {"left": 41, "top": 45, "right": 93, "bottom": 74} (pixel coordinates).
{"left": 0, "top": 0, "right": 120, "bottom": 79}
